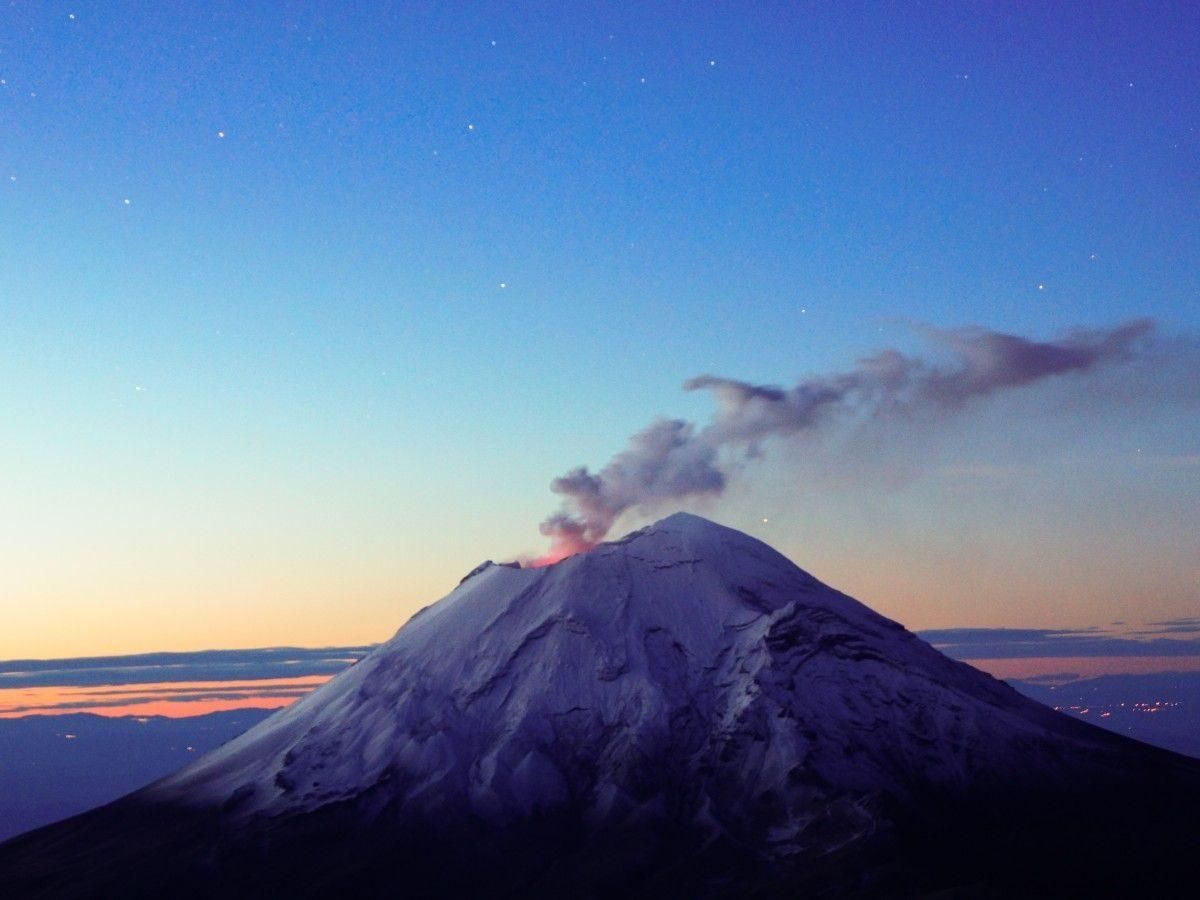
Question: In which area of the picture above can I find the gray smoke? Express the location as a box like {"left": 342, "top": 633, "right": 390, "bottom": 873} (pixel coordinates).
{"left": 535, "top": 318, "right": 1153, "bottom": 562}
{"left": 534, "top": 419, "right": 723, "bottom": 562}
{"left": 917, "top": 318, "right": 1153, "bottom": 405}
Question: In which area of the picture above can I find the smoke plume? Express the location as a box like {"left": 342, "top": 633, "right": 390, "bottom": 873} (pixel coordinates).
{"left": 533, "top": 319, "right": 1153, "bottom": 564}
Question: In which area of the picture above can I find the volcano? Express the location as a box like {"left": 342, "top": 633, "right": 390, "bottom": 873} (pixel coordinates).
{"left": 2, "top": 513, "right": 1198, "bottom": 897}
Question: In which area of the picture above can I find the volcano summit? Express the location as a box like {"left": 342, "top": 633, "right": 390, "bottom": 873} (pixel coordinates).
{"left": 1, "top": 513, "right": 1197, "bottom": 897}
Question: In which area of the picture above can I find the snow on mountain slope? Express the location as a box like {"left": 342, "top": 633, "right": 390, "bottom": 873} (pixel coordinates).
{"left": 149, "top": 513, "right": 1143, "bottom": 855}
{"left": 4, "top": 513, "right": 1200, "bottom": 899}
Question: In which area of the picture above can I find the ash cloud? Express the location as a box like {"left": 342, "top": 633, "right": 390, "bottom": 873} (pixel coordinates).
{"left": 536, "top": 319, "right": 1155, "bottom": 561}
{"left": 917, "top": 318, "right": 1152, "bottom": 405}
{"left": 535, "top": 419, "right": 723, "bottom": 563}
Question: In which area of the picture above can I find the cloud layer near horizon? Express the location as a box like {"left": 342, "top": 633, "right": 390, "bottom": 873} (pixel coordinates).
{"left": 0, "top": 647, "right": 373, "bottom": 689}
{"left": 538, "top": 319, "right": 1158, "bottom": 560}
{"left": 920, "top": 620, "right": 1200, "bottom": 660}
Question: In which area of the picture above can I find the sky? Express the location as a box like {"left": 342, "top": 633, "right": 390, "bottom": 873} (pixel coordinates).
{"left": 1, "top": 2, "right": 1197, "bottom": 658}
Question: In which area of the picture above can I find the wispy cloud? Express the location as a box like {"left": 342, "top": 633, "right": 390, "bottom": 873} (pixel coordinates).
{"left": 0, "top": 647, "right": 373, "bottom": 689}
{"left": 920, "top": 626, "right": 1200, "bottom": 659}
{"left": 1127, "top": 618, "right": 1200, "bottom": 637}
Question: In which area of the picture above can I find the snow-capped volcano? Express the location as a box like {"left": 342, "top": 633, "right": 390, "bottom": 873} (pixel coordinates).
{"left": 2, "top": 513, "right": 1198, "bottom": 898}
{"left": 151, "top": 513, "right": 1140, "bottom": 826}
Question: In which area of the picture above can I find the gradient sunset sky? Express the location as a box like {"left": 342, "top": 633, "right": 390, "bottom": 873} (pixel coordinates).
{"left": 2, "top": 2, "right": 1197, "bottom": 658}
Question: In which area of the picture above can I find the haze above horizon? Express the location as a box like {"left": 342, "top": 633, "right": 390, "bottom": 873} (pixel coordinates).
{"left": 2, "top": 2, "right": 1197, "bottom": 658}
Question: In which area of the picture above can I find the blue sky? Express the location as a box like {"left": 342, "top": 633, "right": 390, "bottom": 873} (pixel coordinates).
{"left": 1, "top": 2, "right": 1197, "bottom": 655}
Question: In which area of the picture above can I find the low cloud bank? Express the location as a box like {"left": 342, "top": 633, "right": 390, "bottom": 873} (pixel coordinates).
{"left": 0, "top": 647, "right": 374, "bottom": 689}
{"left": 921, "top": 623, "right": 1200, "bottom": 659}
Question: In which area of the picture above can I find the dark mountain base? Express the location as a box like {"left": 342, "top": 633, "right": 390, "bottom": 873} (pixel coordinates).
{"left": 2, "top": 777, "right": 1197, "bottom": 900}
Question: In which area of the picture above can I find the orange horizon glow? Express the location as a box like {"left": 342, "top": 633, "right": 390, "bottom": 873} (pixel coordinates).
{"left": 6, "top": 655, "right": 1200, "bottom": 721}
{"left": 0, "top": 675, "right": 332, "bottom": 719}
